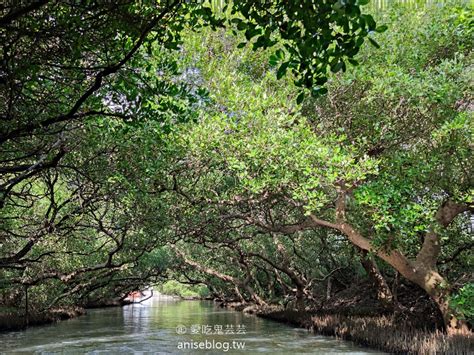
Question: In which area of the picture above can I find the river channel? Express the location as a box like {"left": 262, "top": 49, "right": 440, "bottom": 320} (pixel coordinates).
{"left": 0, "top": 296, "right": 384, "bottom": 354}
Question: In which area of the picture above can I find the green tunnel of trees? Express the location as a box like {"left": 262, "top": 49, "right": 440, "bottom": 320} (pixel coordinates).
{"left": 0, "top": 0, "right": 472, "bottom": 336}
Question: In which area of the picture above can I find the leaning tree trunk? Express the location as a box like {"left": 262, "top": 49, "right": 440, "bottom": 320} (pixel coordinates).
{"left": 335, "top": 197, "right": 471, "bottom": 333}
{"left": 259, "top": 194, "right": 472, "bottom": 333}
{"left": 411, "top": 266, "right": 468, "bottom": 333}
{"left": 340, "top": 222, "right": 468, "bottom": 333}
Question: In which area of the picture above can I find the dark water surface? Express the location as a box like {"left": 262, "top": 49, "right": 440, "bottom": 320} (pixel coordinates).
{"left": 0, "top": 297, "right": 384, "bottom": 354}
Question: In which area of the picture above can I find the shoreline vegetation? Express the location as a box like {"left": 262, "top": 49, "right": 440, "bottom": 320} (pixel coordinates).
{"left": 0, "top": 306, "right": 85, "bottom": 332}
{"left": 219, "top": 283, "right": 474, "bottom": 354}
{"left": 221, "top": 300, "right": 474, "bottom": 353}
{"left": 0, "top": 296, "right": 140, "bottom": 331}
{"left": 256, "top": 309, "right": 474, "bottom": 354}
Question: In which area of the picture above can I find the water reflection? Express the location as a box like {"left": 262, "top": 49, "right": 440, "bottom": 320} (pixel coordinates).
{"left": 0, "top": 297, "right": 385, "bottom": 354}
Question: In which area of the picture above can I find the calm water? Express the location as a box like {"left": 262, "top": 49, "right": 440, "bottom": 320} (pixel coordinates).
{"left": 0, "top": 297, "right": 384, "bottom": 354}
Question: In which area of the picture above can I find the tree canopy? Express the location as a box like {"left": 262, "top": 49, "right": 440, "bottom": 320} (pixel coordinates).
{"left": 0, "top": 0, "right": 473, "bottom": 339}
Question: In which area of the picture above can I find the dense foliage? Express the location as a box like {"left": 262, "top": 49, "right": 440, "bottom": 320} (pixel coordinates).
{"left": 165, "top": 1, "right": 473, "bottom": 330}
{"left": 0, "top": 0, "right": 472, "bottom": 338}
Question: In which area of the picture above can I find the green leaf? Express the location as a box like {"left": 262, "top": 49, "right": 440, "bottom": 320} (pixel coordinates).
{"left": 375, "top": 25, "right": 388, "bottom": 33}
{"left": 275, "top": 49, "right": 285, "bottom": 60}
{"left": 245, "top": 27, "right": 261, "bottom": 41}
{"left": 296, "top": 92, "right": 305, "bottom": 104}
{"left": 277, "top": 62, "right": 289, "bottom": 79}
{"left": 364, "top": 14, "right": 376, "bottom": 31}
{"left": 331, "top": 60, "right": 344, "bottom": 73}
{"left": 269, "top": 54, "right": 279, "bottom": 66}
{"left": 237, "top": 21, "right": 247, "bottom": 31}
{"left": 348, "top": 58, "right": 359, "bottom": 66}
{"left": 368, "top": 37, "right": 380, "bottom": 49}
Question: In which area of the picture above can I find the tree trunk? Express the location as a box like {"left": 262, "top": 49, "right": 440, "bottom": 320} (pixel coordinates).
{"left": 233, "top": 285, "right": 245, "bottom": 303}
{"left": 295, "top": 285, "right": 305, "bottom": 311}
{"left": 359, "top": 250, "right": 394, "bottom": 308}
{"left": 341, "top": 222, "right": 466, "bottom": 332}
{"left": 326, "top": 277, "right": 332, "bottom": 301}
{"left": 245, "top": 235, "right": 308, "bottom": 310}
{"left": 413, "top": 267, "right": 468, "bottom": 333}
